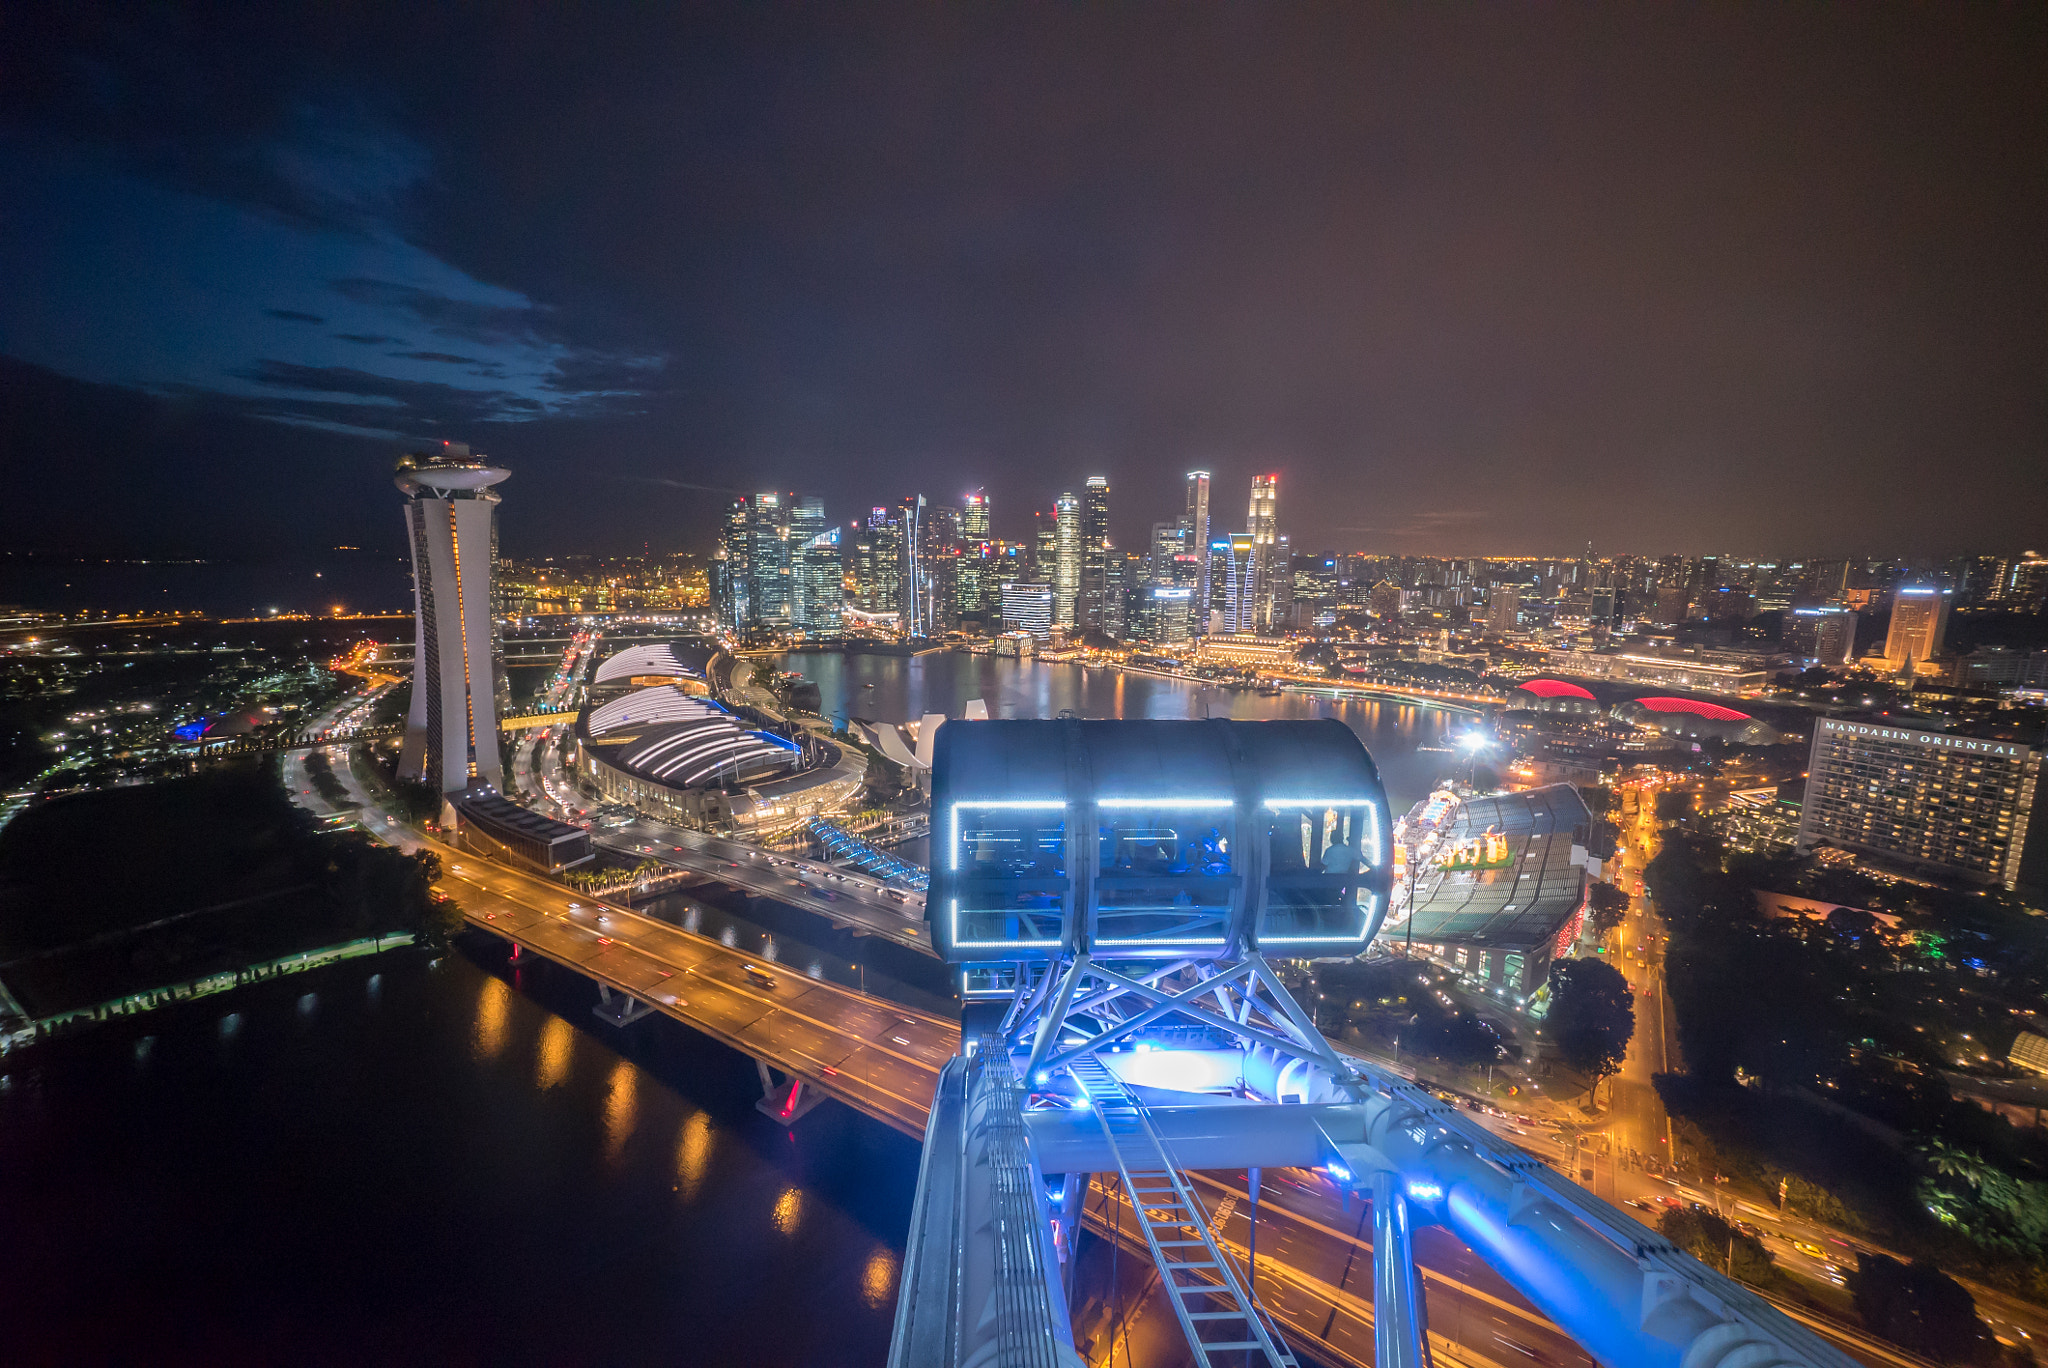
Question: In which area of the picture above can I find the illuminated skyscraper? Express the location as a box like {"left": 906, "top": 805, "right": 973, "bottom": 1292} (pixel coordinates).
{"left": 396, "top": 444, "right": 508, "bottom": 794}
{"left": 1883, "top": 583, "right": 1951, "bottom": 671}
{"left": 797, "top": 527, "right": 844, "bottom": 640}
{"left": 961, "top": 490, "right": 990, "bottom": 540}
{"left": 1183, "top": 470, "right": 1211, "bottom": 628}
{"left": 1212, "top": 534, "right": 1258, "bottom": 634}
{"left": 1053, "top": 491, "right": 1080, "bottom": 628}
{"left": 1247, "top": 473, "right": 1278, "bottom": 628}
{"left": 1788, "top": 606, "right": 1857, "bottom": 666}
{"left": 1078, "top": 476, "right": 1110, "bottom": 632}
{"left": 860, "top": 506, "right": 903, "bottom": 617}
{"left": 957, "top": 493, "right": 991, "bottom": 620}
{"left": 898, "top": 494, "right": 932, "bottom": 636}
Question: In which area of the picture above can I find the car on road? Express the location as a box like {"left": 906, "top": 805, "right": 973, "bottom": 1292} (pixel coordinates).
{"left": 1792, "top": 1240, "right": 1825, "bottom": 1259}
{"left": 742, "top": 964, "right": 777, "bottom": 988}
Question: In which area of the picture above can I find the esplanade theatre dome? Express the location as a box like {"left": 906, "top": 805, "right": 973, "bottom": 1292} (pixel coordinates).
{"left": 1504, "top": 678, "right": 1603, "bottom": 718}
{"left": 1611, "top": 696, "right": 1783, "bottom": 745}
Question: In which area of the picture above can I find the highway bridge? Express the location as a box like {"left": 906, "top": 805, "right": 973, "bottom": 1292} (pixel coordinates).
{"left": 194, "top": 720, "right": 404, "bottom": 757}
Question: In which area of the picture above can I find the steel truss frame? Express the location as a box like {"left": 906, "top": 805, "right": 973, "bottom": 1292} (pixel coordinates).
{"left": 1000, "top": 951, "right": 1348, "bottom": 1088}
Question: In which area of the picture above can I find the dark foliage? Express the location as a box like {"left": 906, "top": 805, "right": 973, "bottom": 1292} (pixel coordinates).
{"left": 1658, "top": 1206, "right": 1777, "bottom": 1286}
{"left": 1848, "top": 1254, "right": 1993, "bottom": 1364}
{"left": 1547, "top": 957, "right": 1634, "bottom": 1083}
{"left": 1587, "top": 881, "right": 1631, "bottom": 936}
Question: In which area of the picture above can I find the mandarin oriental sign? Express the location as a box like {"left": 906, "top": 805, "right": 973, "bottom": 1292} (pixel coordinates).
{"left": 1819, "top": 718, "right": 2027, "bottom": 759}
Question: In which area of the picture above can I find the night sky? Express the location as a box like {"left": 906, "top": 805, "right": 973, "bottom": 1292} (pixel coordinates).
{"left": 3, "top": 4, "right": 2045, "bottom": 562}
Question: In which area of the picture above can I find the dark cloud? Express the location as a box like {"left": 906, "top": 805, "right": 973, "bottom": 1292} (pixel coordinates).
{"left": 222, "top": 358, "right": 550, "bottom": 429}
{"left": 1, "top": 5, "right": 2045, "bottom": 558}
{"left": 390, "top": 350, "right": 478, "bottom": 364}
{"left": 265, "top": 309, "right": 326, "bottom": 323}
{"left": 328, "top": 277, "right": 544, "bottom": 350}
{"left": 540, "top": 353, "right": 670, "bottom": 395}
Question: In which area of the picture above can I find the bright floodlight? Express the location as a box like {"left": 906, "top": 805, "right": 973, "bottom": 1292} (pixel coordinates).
{"left": 1458, "top": 731, "right": 1490, "bottom": 751}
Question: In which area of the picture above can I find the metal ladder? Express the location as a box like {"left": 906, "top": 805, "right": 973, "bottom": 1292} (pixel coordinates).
{"left": 1067, "top": 1055, "right": 1297, "bottom": 1368}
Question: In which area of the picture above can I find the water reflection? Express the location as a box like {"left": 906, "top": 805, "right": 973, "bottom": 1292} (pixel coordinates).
{"left": 861, "top": 1248, "right": 899, "bottom": 1310}
{"left": 473, "top": 976, "right": 510, "bottom": 1060}
{"left": 536, "top": 1015, "right": 573, "bottom": 1089}
{"left": 603, "top": 1060, "right": 637, "bottom": 1164}
{"left": 676, "top": 1111, "right": 713, "bottom": 1200}
{"left": 778, "top": 651, "right": 1463, "bottom": 810}
{"left": 772, "top": 1186, "right": 803, "bottom": 1237}
{"left": 3, "top": 951, "right": 914, "bottom": 1366}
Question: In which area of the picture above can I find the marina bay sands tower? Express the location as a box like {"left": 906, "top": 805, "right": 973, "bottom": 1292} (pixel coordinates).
{"left": 395, "top": 444, "right": 508, "bottom": 793}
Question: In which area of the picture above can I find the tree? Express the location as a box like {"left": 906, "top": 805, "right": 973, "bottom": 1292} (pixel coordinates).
{"left": 1654, "top": 789, "right": 1696, "bottom": 823}
{"left": 389, "top": 778, "right": 444, "bottom": 824}
{"left": 1547, "top": 958, "right": 1635, "bottom": 1091}
{"left": 1848, "top": 1254, "right": 1993, "bottom": 1364}
{"left": 1588, "top": 882, "right": 1632, "bottom": 936}
{"left": 1578, "top": 784, "right": 1618, "bottom": 818}
{"left": 1658, "top": 1207, "right": 1777, "bottom": 1286}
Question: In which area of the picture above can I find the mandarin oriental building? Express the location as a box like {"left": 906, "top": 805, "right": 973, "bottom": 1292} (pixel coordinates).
{"left": 1797, "top": 718, "right": 2046, "bottom": 891}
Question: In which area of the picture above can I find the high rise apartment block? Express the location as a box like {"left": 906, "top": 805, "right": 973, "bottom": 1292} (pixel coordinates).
{"left": 1799, "top": 718, "right": 2045, "bottom": 891}
{"left": 1486, "top": 583, "right": 1520, "bottom": 635}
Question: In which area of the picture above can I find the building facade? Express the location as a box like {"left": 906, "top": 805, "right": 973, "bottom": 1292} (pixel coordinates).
{"left": 1211, "top": 534, "right": 1258, "bottom": 635}
{"left": 1883, "top": 584, "right": 1951, "bottom": 670}
{"left": 1247, "top": 473, "right": 1279, "bottom": 629}
{"left": 1797, "top": 718, "right": 2045, "bottom": 891}
{"left": 397, "top": 447, "right": 508, "bottom": 793}
{"left": 1786, "top": 606, "right": 1857, "bottom": 666}
{"left": 1486, "top": 583, "right": 1520, "bottom": 635}
{"left": 1078, "top": 476, "right": 1111, "bottom": 633}
{"left": 1053, "top": 492, "right": 1081, "bottom": 628}
{"left": 1183, "top": 470, "right": 1212, "bottom": 626}
{"left": 1000, "top": 581, "right": 1055, "bottom": 639}
{"left": 797, "top": 527, "right": 844, "bottom": 640}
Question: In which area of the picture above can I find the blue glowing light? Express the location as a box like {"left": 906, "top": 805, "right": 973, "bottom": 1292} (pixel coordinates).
{"left": 1407, "top": 1179, "right": 1445, "bottom": 1202}
{"left": 173, "top": 718, "right": 215, "bottom": 741}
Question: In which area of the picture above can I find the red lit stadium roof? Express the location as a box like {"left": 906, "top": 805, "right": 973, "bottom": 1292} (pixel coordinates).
{"left": 1515, "top": 679, "right": 1595, "bottom": 700}
{"left": 1633, "top": 696, "right": 1751, "bottom": 722}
